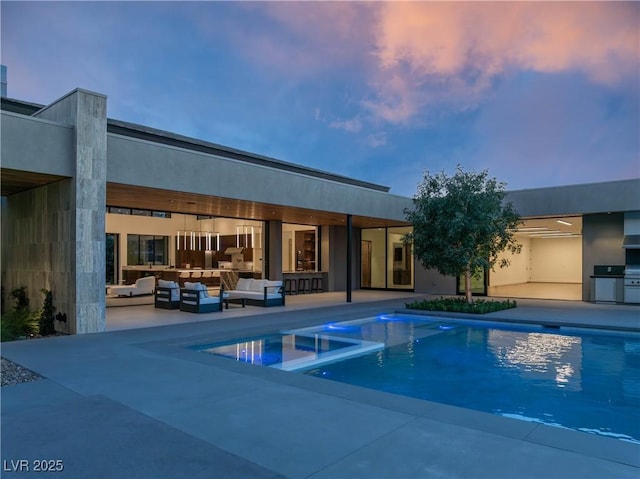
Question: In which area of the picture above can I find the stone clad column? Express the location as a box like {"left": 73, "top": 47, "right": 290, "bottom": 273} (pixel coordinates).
{"left": 34, "top": 89, "right": 107, "bottom": 333}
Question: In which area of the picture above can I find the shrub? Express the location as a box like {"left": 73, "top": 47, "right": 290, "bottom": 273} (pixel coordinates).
{"left": 1, "top": 308, "right": 40, "bottom": 341}
{"left": 1, "top": 286, "right": 42, "bottom": 341}
{"left": 39, "top": 289, "right": 56, "bottom": 336}
{"left": 10, "top": 286, "right": 29, "bottom": 311}
{"left": 406, "top": 296, "right": 517, "bottom": 314}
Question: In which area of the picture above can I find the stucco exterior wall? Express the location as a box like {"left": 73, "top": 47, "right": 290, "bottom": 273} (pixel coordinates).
{"left": 414, "top": 262, "right": 455, "bottom": 295}
{"left": 582, "top": 213, "right": 625, "bottom": 300}
{"left": 106, "top": 134, "right": 411, "bottom": 221}
{"left": 1, "top": 111, "right": 74, "bottom": 175}
{"left": 506, "top": 179, "right": 640, "bottom": 217}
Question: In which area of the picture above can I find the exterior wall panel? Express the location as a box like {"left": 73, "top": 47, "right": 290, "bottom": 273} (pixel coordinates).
{"left": 107, "top": 134, "right": 411, "bottom": 221}
{"left": 506, "top": 179, "right": 640, "bottom": 217}
{"left": 582, "top": 213, "right": 625, "bottom": 300}
{"left": 1, "top": 111, "right": 74, "bottom": 175}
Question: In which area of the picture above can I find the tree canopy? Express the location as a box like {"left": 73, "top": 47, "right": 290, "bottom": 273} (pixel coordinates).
{"left": 404, "top": 166, "right": 521, "bottom": 303}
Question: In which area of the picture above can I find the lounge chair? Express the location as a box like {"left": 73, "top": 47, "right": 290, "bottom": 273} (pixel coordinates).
{"left": 154, "top": 279, "right": 180, "bottom": 309}
{"left": 179, "top": 282, "right": 225, "bottom": 313}
{"left": 108, "top": 276, "right": 156, "bottom": 297}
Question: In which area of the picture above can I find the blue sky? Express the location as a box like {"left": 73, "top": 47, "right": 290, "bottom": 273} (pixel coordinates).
{"left": 2, "top": 1, "right": 638, "bottom": 197}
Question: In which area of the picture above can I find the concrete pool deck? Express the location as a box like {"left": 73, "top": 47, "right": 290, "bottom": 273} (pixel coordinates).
{"left": 1, "top": 294, "right": 639, "bottom": 478}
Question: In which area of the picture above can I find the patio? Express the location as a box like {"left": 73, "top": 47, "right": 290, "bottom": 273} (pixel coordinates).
{"left": 2, "top": 295, "right": 639, "bottom": 478}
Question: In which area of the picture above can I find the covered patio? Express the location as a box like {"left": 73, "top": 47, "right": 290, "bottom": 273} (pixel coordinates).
{"left": 106, "top": 290, "right": 423, "bottom": 331}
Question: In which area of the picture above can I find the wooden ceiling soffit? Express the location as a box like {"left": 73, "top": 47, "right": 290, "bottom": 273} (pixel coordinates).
{"left": 106, "top": 183, "right": 408, "bottom": 228}
{"left": 1, "top": 168, "right": 68, "bottom": 197}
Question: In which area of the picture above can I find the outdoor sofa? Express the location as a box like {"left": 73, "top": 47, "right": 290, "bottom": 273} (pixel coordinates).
{"left": 227, "top": 278, "right": 285, "bottom": 307}
{"left": 179, "top": 282, "right": 226, "bottom": 313}
{"left": 108, "top": 275, "right": 156, "bottom": 297}
{"left": 154, "top": 279, "right": 180, "bottom": 309}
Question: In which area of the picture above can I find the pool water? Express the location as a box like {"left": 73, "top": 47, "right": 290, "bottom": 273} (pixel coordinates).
{"left": 304, "top": 315, "right": 640, "bottom": 443}
{"left": 194, "top": 314, "right": 640, "bottom": 443}
{"left": 194, "top": 333, "right": 383, "bottom": 371}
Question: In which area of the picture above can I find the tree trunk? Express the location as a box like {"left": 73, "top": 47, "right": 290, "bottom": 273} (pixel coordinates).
{"left": 464, "top": 264, "right": 473, "bottom": 304}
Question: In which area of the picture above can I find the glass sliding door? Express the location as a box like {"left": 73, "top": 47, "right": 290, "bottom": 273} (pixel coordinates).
{"left": 361, "top": 228, "right": 386, "bottom": 288}
{"left": 456, "top": 268, "right": 487, "bottom": 296}
{"left": 361, "top": 240, "right": 372, "bottom": 288}
{"left": 282, "top": 224, "right": 318, "bottom": 272}
{"left": 361, "top": 226, "right": 413, "bottom": 290}
{"left": 387, "top": 226, "right": 413, "bottom": 290}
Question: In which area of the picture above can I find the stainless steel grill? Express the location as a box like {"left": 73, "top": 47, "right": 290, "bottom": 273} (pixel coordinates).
{"left": 623, "top": 266, "right": 640, "bottom": 304}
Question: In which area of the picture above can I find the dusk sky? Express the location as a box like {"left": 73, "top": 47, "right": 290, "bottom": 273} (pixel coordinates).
{"left": 2, "top": 1, "right": 639, "bottom": 197}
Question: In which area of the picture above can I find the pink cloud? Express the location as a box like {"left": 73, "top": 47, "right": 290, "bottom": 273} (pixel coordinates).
{"left": 369, "top": 2, "right": 639, "bottom": 123}
{"left": 217, "top": 2, "right": 375, "bottom": 79}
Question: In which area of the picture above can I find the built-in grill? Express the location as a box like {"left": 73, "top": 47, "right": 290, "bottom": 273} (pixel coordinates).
{"left": 624, "top": 266, "right": 640, "bottom": 304}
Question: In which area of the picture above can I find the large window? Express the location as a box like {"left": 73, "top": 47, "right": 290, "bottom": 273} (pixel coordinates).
{"left": 106, "top": 233, "right": 119, "bottom": 285}
{"left": 127, "top": 234, "right": 169, "bottom": 266}
{"left": 387, "top": 226, "right": 413, "bottom": 289}
{"left": 457, "top": 268, "right": 487, "bottom": 296}
{"left": 282, "top": 224, "right": 318, "bottom": 272}
{"left": 361, "top": 226, "right": 413, "bottom": 290}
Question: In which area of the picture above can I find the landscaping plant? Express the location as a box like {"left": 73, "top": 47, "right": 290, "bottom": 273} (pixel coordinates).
{"left": 1, "top": 287, "right": 39, "bottom": 341}
{"left": 404, "top": 166, "right": 521, "bottom": 303}
{"left": 39, "top": 289, "right": 56, "bottom": 336}
{"left": 406, "top": 296, "right": 517, "bottom": 314}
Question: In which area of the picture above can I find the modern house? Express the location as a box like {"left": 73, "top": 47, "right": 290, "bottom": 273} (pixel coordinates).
{"left": 2, "top": 88, "right": 639, "bottom": 334}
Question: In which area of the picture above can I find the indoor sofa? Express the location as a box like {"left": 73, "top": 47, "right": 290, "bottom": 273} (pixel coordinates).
{"left": 108, "top": 275, "right": 156, "bottom": 297}
{"left": 179, "top": 282, "right": 225, "bottom": 313}
{"left": 227, "top": 278, "right": 285, "bottom": 307}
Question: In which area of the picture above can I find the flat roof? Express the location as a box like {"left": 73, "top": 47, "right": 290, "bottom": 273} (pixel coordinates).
{"left": 1, "top": 96, "right": 390, "bottom": 193}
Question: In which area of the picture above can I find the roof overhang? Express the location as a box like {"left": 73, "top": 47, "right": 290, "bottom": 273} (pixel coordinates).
{"left": 106, "top": 183, "right": 409, "bottom": 228}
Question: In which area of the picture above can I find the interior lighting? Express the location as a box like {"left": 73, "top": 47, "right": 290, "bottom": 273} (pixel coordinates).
{"left": 538, "top": 234, "right": 581, "bottom": 238}
{"left": 528, "top": 230, "right": 562, "bottom": 236}
{"left": 236, "top": 224, "right": 255, "bottom": 248}
{"left": 515, "top": 227, "right": 548, "bottom": 232}
{"left": 530, "top": 233, "right": 580, "bottom": 238}
{"left": 557, "top": 220, "right": 573, "bottom": 226}
{"left": 177, "top": 229, "right": 219, "bottom": 251}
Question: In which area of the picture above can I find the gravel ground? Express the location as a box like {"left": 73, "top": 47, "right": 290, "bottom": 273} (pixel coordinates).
{"left": 1, "top": 357, "right": 43, "bottom": 387}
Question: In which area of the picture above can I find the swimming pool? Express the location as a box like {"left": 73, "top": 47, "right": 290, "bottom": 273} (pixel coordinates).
{"left": 194, "top": 314, "right": 640, "bottom": 443}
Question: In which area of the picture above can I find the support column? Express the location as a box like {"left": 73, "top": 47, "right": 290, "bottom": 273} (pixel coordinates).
{"left": 33, "top": 89, "right": 107, "bottom": 334}
{"left": 267, "top": 220, "right": 283, "bottom": 280}
{"left": 346, "top": 214, "right": 352, "bottom": 303}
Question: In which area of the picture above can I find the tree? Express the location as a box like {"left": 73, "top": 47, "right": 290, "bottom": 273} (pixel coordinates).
{"left": 404, "top": 166, "right": 521, "bottom": 303}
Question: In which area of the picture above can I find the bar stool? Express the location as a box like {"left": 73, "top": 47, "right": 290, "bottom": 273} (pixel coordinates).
{"left": 311, "top": 277, "right": 323, "bottom": 293}
{"left": 298, "top": 277, "right": 311, "bottom": 294}
{"left": 284, "top": 278, "right": 297, "bottom": 295}
{"left": 201, "top": 270, "right": 212, "bottom": 286}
